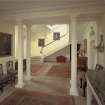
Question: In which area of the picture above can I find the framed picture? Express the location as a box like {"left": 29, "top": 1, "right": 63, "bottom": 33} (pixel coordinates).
{"left": 0, "top": 32, "right": 12, "bottom": 57}
{"left": 53, "top": 32, "right": 60, "bottom": 40}
{"left": 38, "top": 38, "right": 45, "bottom": 47}
{"left": 84, "top": 39, "right": 87, "bottom": 55}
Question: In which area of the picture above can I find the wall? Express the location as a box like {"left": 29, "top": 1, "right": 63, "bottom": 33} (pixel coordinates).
{"left": 83, "top": 21, "right": 97, "bottom": 69}
{"left": 31, "top": 32, "right": 45, "bottom": 57}
{"left": 77, "top": 22, "right": 87, "bottom": 44}
{"left": 84, "top": 19, "right": 105, "bottom": 68}
{"left": 0, "top": 21, "right": 15, "bottom": 74}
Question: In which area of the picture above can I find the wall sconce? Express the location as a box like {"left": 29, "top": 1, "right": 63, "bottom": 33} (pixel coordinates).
{"left": 94, "top": 34, "right": 104, "bottom": 52}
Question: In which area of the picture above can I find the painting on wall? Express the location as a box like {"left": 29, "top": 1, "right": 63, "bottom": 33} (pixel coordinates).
{"left": 84, "top": 39, "right": 87, "bottom": 55}
{"left": 38, "top": 38, "right": 45, "bottom": 47}
{"left": 53, "top": 32, "right": 60, "bottom": 40}
{"left": 0, "top": 32, "right": 12, "bottom": 57}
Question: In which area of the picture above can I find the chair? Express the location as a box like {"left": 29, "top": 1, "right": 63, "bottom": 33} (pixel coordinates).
{"left": 77, "top": 56, "right": 87, "bottom": 72}
{"left": 78, "top": 57, "right": 87, "bottom": 97}
{"left": 0, "top": 64, "right": 9, "bottom": 92}
{"left": 6, "top": 61, "right": 17, "bottom": 85}
{"left": 0, "top": 64, "right": 4, "bottom": 92}
{"left": 80, "top": 70, "right": 87, "bottom": 97}
{"left": 95, "top": 64, "right": 103, "bottom": 71}
{"left": 56, "top": 55, "right": 67, "bottom": 63}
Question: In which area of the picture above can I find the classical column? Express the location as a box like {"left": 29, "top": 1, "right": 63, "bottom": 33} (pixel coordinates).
{"left": 70, "top": 16, "right": 78, "bottom": 96}
{"left": 12, "top": 24, "right": 15, "bottom": 59}
{"left": 96, "top": 20, "right": 104, "bottom": 66}
{"left": 68, "top": 23, "right": 71, "bottom": 43}
{"left": 40, "top": 53, "right": 44, "bottom": 63}
{"left": 94, "top": 21, "right": 98, "bottom": 67}
{"left": 15, "top": 21, "right": 24, "bottom": 88}
{"left": 87, "top": 38, "right": 92, "bottom": 69}
{"left": 87, "top": 81, "right": 92, "bottom": 105}
{"left": 26, "top": 24, "right": 31, "bottom": 80}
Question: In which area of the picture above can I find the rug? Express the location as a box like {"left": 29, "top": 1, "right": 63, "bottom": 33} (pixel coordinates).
{"left": 0, "top": 89, "right": 75, "bottom": 105}
{"left": 46, "top": 64, "right": 71, "bottom": 78}
{"left": 31, "top": 78, "right": 70, "bottom": 96}
{"left": 31, "top": 64, "right": 43, "bottom": 76}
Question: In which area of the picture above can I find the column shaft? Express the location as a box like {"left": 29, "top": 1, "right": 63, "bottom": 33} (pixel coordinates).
{"left": 26, "top": 25, "right": 31, "bottom": 80}
{"left": 87, "top": 39, "right": 92, "bottom": 69}
{"left": 87, "top": 83, "right": 92, "bottom": 105}
{"left": 70, "top": 17, "right": 78, "bottom": 96}
{"left": 16, "top": 22, "right": 24, "bottom": 88}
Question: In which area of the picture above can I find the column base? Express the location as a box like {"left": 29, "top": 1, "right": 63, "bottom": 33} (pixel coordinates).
{"left": 70, "top": 87, "right": 78, "bottom": 96}
{"left": 70, "top": 80, "right": 71, "bottom": 84}
{"left": 15, "top": 82, "right": 25, "bottom": 88}
{"left": 40, "top": 59, "right": 44, "bottom": 63}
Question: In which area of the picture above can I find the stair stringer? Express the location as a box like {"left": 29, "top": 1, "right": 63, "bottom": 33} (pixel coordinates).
{"left": 43, "top": 42, "right": 70, "bottom": 58}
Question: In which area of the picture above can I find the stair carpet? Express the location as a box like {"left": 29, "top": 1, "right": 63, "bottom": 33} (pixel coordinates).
{"left": 31, "top": 56, "right": 42, "bottom": 64}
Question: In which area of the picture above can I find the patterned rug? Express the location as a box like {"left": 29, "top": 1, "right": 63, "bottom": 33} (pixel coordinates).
{"left": 46, "top": 63, "right": 71, "bottom": 78}
{"left": 0, "top": 89, "right": 75, "bottom": 105}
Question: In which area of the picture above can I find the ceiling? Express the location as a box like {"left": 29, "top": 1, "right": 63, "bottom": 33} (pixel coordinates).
{"left": 0, "top": 0, "right": 102, "bottom": 40}
{"left": 0, "top": 0, "right": 105, "bottom": 23}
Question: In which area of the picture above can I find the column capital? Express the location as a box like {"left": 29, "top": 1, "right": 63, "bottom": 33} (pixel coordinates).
{"left": 70, "top": 13, "right": 79, "bottom": 19}
{"left": 26, "top": 23, "right": 32, "bottom": 29}
{"left": 70, "top": 15, "right": 78, "bottom": 25}
{"left": 15, "top": 19, "right": 23, "bottom": 25}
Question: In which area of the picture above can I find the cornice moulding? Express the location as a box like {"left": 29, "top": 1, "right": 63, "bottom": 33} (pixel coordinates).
{"left": 0, "top": 5, "right": 104, "bottom": 21}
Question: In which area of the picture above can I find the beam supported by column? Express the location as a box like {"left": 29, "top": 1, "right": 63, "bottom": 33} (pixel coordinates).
{"left": 15, "top": 21, "right": 24, "bottom": 88}
{"left": 26, "top": 24, "right": 31, "bottom": 81}
{"left": 70, "top": 16, "right": 78, "bottom": 96}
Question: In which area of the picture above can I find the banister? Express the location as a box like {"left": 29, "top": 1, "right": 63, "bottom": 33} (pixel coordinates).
{"left": 44, "top": 33, "right": 68, "bottom": 48}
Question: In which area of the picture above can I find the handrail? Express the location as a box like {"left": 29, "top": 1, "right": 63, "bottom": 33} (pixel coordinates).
{"left": 40, "top": 32, "right": 68, "bottom": 54}
{"left": 44, "top": 33, "right": 68, "bottom": 48}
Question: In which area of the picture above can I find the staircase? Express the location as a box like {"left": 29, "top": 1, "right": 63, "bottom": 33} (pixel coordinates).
{"left": 42, "top": 33, "right": 69, "bottom": 57}
{"left": 44, "top": 45, "right": 70, "bottom": 62}
{"left": 31, "top": 33, "right": 70, "bottom": 63}
{"left": 31, "top": 56, "right": 42, "bottom": 64}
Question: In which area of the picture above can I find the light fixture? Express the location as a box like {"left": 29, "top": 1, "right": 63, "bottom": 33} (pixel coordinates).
{"left": 47, "top": 25, "right": 54, "bottom": 32}
{"left": 47, "top": 24, "right": 57, "bottom": 32}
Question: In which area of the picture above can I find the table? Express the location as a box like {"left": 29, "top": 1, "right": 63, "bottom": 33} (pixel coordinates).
{"left": 86, "top": 70, "right": 105, "bottom": 105}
